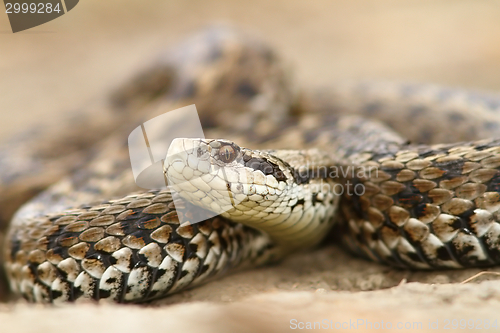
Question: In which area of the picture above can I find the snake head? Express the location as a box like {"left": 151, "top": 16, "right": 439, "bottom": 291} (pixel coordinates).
{"left": 164, "top": 138, "right": 292, "bottom": 220}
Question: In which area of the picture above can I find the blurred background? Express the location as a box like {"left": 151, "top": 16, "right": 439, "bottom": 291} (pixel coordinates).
{"left": 1, "top": 0, "right": 500, "bottom": 142}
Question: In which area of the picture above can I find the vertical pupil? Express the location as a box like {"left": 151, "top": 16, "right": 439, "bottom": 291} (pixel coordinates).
{"left": 220, "top": 146, "right": 234, "bottom": 162}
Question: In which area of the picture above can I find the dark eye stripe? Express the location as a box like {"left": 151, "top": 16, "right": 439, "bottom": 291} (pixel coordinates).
{"left": 243, "top": 157, "right": 287, "bottom": 182}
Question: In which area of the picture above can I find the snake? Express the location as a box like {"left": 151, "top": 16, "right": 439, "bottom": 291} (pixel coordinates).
{"left": 3, "top": 26, "right": 500, "bottom": 304}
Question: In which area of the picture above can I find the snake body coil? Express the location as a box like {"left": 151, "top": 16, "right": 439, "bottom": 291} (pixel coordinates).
{"left": 4, "top": 27, "right": 500, "bottom": 303}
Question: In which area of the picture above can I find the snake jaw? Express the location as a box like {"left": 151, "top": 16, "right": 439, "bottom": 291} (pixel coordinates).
{"left": 164, "top": 138, "right": 297, "bottom": 220}
{"left": 165, "top": 138, "right": 251, "bottom": 215}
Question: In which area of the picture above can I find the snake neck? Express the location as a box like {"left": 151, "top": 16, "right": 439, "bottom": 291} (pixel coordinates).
{"left": 165, "top": 138, "right": 342, "bottom": 250}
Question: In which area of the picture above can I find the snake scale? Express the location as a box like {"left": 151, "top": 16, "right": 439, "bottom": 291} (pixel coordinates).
{"left": 3, "top": 27, "right": 500, "bottom": 304}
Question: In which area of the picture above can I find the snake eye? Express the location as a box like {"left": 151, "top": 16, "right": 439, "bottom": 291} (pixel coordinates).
{"left": 219, "top": 145, "right": 237, "bottom": 163}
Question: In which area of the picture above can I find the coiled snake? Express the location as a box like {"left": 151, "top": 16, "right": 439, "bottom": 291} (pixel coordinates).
{"left": 3, "top": 27, "right": 500, "bottom": 303}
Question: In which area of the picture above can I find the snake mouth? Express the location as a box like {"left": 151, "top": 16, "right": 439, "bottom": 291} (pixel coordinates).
{"left": 164, "top": 138, "right": 254, "bottom": 216}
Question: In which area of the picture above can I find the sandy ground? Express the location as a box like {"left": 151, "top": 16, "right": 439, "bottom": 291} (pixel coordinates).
{"left": 2, "top": 1, "right": 500, "bottom": 332}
